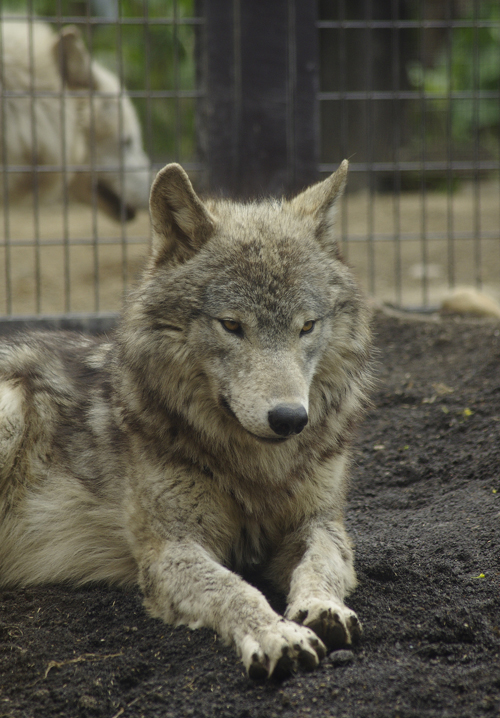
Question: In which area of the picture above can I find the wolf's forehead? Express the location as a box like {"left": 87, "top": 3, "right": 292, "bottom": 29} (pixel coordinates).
{"left": 198, "top": 204, "right": 340, "bottom": 316}
{"left": 210, "top": 198, "right": 309, "bottom": 238}
{"left": 213, "top": 215, "right": 319, "bottom": 271}
{"left": 201, "top": 252, "right": 334, "bottom": 321}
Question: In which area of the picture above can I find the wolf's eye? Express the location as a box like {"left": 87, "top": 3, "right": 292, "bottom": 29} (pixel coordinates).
{"left": 221, "top": 319, "right": 242, "bottom": 335}
{"left": 300, "top": 320, "right": 315, "bottom": 335}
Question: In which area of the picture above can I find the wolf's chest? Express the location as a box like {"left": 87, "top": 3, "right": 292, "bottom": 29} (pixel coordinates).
{"left": 230, "top": 520, "right": 273, "bottom": 570}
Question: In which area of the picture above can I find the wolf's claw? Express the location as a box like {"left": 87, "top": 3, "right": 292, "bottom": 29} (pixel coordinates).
{"left": 287, "top": 600, "right": 362, "bottom": 651}
{"left": 240, "top": 620, "right": 326, "bottom": 679}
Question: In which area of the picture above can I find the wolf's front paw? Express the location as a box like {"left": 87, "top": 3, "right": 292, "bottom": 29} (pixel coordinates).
{"left": 239, "top": 619, "right": 326, "bottom": 680}
{"left": 287, "top": 600, "right": 362, "bottom": 651}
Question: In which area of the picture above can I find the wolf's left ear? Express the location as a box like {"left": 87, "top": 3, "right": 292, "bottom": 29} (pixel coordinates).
{"left": 288, "top": 160, "right": 348, "bottom": 257}
{"left": 149, "top": 164, "right": 216, "bottom": 264}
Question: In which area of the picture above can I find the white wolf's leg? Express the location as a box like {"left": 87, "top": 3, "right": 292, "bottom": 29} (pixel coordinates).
{"left": 137, "top": 540, "right": 326, "bottom": 678}
{"left": 278, "top": 521, "right": 362, "bottom": 651}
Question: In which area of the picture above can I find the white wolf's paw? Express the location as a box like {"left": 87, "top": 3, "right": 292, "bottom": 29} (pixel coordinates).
{"left": 239, "top": 618, "right": 326, "bottom": 680}
{"left": 286, "top": 599, "right": 362, "bottom": 652}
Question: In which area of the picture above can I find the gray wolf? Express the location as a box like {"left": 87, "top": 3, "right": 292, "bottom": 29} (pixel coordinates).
{"left": 0, "top": 161, "right": 372, "bottom": 678}
{"left": 0, "top": 19, "right": 150, "bottom": 220}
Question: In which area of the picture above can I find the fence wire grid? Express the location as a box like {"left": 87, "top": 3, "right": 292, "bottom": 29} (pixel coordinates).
{"left": 0, "top": 0, "right": 499, "bottom": 319}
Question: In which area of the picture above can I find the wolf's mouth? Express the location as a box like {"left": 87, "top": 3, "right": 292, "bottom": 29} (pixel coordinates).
{"left": 218, "top": 395, "right": 289, "bottom": 443}
{"left": 97, "top": 181, "right": 137, "bottom": 221}
{"left": 250, "top": 433, "right": 289, "bottom": 444}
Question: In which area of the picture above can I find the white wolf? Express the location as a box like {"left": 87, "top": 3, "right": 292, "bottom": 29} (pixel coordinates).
{"left": 0, "top": 19, "right": 150, "bottom": 220}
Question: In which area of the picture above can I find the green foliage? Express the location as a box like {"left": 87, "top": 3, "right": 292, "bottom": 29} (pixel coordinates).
{"left": 408, "top": 1, "right": 500, "bottom": 153}
{"left": 3, "top": 0, "right": 197, "bottom": 164}
{"left": 92, "top": 10, "right": 197, "bottom": 165}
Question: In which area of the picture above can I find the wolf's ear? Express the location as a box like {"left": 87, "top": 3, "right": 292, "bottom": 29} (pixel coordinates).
{"left": 288, "top": 160, "right": 348, "bottom": 257}
{"left": 149, "top": 164, "right": 216, "bottom": 264}
{"left": 53, "top": 26, "right": 96, "bottom": 89}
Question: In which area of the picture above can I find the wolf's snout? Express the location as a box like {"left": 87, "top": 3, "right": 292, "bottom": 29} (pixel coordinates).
{"left": 268, "top": 404, "right": 308, "bottom": 437}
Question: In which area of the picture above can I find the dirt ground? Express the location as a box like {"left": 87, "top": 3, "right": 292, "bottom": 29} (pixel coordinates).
{"left": 0, "top": 202, "right": 150, "bottom": 316}
{"left": 1, "top": 178, "right": 500, "bottom": 314}
{"left": 0, "top": 309, "right": 499, "bottom": 718}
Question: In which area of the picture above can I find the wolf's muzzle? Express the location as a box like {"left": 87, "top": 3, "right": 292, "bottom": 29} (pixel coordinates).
{"left": 97, "top": 181, "right": 137, "bottom": 221}
{"left": 268, "top": 404, "right": 308, "bottom": 437}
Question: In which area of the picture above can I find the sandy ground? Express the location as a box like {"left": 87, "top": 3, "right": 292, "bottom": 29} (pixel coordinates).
{"left": 0, "top": 310, "right": 499, "bottom": 717}
{"left": 341, "top": 179, "right": 500, "bottom": 307}
{"left": 1, "top": 179, "right": 499, "bottom": 315}
{"left": 0, "top": 202, "right": 151, "bottom": 316}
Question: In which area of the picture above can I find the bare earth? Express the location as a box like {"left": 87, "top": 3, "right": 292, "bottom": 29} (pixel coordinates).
{"left": 0, "top": 202, "right": 151, "bottom": 316}
{"left": 1, "top": 310, "right": 499, "bottom": 718}
{"left": 1, "top": 179, "right": 500, "bottom": 315}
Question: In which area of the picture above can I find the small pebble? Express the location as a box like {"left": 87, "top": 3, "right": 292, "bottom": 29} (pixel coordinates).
{"left": 78, "top": 696, "right": 98, "bottom": 710}
{"left": 328, "top": 649, "right": 354, "bottom": 666}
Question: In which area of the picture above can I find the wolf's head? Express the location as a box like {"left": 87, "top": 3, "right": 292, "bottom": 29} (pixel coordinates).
{"left": 55, "top": 26, "right": 151, "bottom": 221}
{"left": 122, "top": 163, "right": 370, "bottom": 446}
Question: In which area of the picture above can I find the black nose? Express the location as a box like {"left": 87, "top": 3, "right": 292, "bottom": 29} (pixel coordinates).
{"left": 268, "top": 404, "right": 308, "bottom": 437}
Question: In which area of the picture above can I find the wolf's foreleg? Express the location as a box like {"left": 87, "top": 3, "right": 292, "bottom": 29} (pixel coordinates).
{"left": 137, "top": 540, "right": 326, "bottom": 678}
{"left": 278, "top": 520, "right": 362, "bottom": 651}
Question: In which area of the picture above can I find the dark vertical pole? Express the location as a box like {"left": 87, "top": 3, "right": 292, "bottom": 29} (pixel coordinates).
{"left": 197, "top": 0, "right": 319, "bottom": 198}
{"left": 292, "top": 0, "right": 320, "bottom": 193}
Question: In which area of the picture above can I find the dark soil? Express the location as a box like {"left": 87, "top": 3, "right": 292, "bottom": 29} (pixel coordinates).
{"left": 1, "top": 311, "right": 499, "bottom": 718}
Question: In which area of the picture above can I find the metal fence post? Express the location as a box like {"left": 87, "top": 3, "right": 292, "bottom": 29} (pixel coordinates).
{"left": 197, "top": 0, "right": 319, "bottom": 198}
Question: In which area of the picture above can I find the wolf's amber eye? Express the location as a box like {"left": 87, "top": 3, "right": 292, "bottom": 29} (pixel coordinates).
{"left": 301, "top": 320, "right": 315, "bottom": 335}
{"left": 221, "top": 319, "right": 242, "bottom": 334}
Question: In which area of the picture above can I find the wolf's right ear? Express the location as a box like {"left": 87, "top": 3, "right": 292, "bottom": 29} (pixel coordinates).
{"left": 53, "top": 26, "right": 96, "bottom": 89}
{"left": 149, "top": 164, "right": 216, "bottom": 264}
{"left": 288, "top": 160, "right": 348, "bottom": 258}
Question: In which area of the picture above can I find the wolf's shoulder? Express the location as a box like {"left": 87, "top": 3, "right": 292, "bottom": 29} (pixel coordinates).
{"left": 0, "top": 330, "right": 114, "bottom": 390}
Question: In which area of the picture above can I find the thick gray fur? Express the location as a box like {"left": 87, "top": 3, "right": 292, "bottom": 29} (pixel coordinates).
{"left": 0, "top": 161, "right": 372, "bottom": 679}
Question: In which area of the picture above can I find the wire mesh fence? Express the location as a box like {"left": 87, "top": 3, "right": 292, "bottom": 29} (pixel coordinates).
{"left": 319, "top": 0, "right": 500, "bottom": 308}
{"left": 0, "top": 0, "right": 202, "bottom": 317}
{"left": 0, "top": 0, "right": 499, "bottom": 319}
